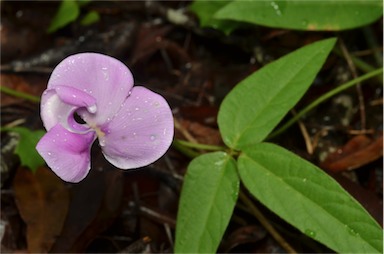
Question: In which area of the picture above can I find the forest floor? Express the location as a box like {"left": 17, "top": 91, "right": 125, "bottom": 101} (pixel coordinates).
{"left": 1, "top": 1, "right": 382, "bottom": 253}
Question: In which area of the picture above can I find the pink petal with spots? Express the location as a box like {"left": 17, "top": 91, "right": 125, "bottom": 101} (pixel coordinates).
{"left": 99, "top": 86, "right": 174, "bottom": 169}
{"left": 36, "top": 124, "right": 96, "bottom": 183}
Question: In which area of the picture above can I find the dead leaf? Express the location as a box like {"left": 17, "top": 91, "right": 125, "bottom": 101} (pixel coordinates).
{"left": 321, "top": 134, "right": 383, "bottom": 172}
{"left": 0, "top": 74, "right": 45, "bottom": 106}
{"left": 13, "top": 166, "right": 70, "bottom": 253}
{"left": 50, "top": 154, "right": 124, "bottom": 253}
{"left": 222, "top": 225, "right": 266, "bottom": 252}
{"left": 176, "top": 118, "right": 222, "bottom": 146}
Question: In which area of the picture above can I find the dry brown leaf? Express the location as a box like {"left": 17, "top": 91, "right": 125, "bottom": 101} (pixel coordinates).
{"left": 176, "top": 118, "right": 222, "bottom": 146}
{"left": 13, "top": 167, "right": 70, "bottom": 253}
{"left": 0, "top": 74, "right": 45, "bottom": 106}
{"left": 321, "top": 134, "right": 383, "bottom": 172}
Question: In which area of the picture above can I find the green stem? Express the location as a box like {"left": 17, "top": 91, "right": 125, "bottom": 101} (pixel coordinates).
{"left": 239, "top": 191, "right": 297, "bottom": 254}
{"left": 268, "top": 68, "right": 383, "bottom": 139}
{"left": 0, "top": 86, "right": 41, "bottom": 103}
{"left": 362, "top": 26, "right": 383, "bottom": 66}
{"left": 172, "top": 140, "right": 200, "bottom": 158}
{"left": 332, "top": 48, "right": 378, "bottom": 75}
{"left": 174, "top": 139, "right": 226, "bottom": 151}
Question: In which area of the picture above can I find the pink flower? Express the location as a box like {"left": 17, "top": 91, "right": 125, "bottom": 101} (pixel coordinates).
{"left": 36, "top": 53, "right": 174, "bottom": 183}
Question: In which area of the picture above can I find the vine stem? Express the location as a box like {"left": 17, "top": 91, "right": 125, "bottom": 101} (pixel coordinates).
{"left": 173, "top": 139, "right": 226, "bottom": 151}
{"left": 268, "top": 68, "right": 383, "bottom": 139}
{"left": 239, "top": 191, "right": 297, "bottom": 254}
{"left": 0, "top": 86, "right": 41, "bottom": 103}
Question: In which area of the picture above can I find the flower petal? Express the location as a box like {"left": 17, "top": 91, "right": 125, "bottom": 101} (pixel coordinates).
{"left": 46, "top": 53, "right": 133, "bottom": 126}
{"left": 54, "top": 85, "right": 97, "bottom": 112}
{"left": 100, "top": 86, "right": 174, "bottom": 169}
{"left": 36, "top": 124, "right": 96, "bottom": 183}
{"left": 41, "top": 86, "right": 96, "bottom": 132}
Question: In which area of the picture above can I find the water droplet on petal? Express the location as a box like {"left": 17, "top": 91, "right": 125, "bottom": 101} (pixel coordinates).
{"left": 135, "top": 107, "right": 139, "bottom": 111}
{"left": 88, "top": 105, "right": 97, "bottom": 113}
{"left": 47, "top": 152, "right": 52, "bottom": 156}
{"left": 150, "top": 135, "right": 156, "bottom": 141}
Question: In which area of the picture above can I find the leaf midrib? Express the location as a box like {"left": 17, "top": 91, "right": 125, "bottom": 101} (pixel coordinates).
{"left": 232, "top": 50, "right": 322, "bottom": 148}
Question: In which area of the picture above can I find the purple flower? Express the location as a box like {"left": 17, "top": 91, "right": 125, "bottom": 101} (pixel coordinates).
{"left": 36, "top": 53, "right": 174, "bottom": 183}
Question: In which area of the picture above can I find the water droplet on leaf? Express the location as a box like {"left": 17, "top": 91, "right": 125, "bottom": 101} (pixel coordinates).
{"left": 270, "top": 1, "right": 282, "bottom": 16}
{"left": 304, "top": 229, "right": 316, "bottom": 238}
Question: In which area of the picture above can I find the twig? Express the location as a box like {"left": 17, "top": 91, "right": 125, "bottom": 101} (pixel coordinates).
{"left": 268, "top": 68, "right": 383, "bottom": 139}
{"left": 362, "top": 26, "right": 383, "bottom": 66}
{"left": 292, "top": 109, "right": 314, "bottom": 155}
{"left": 239, "top": 191, "right": 297, "bottom": 254}
{"left": 173, "top": 118, "right": 198, "bottom": 144}
{"left": 339, "top": 38, "right": 366, "bottom": 130}
{"left": 332, "top": 48, "right": 381, "bottom": 83}
{"left": 138, "top": 204, "right": 176, "bottom": 228}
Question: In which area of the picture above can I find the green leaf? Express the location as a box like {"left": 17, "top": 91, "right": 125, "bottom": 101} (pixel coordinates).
{"left": 77, "top": 0, "right": 92, "bottom": 7}
{"left": 189, "top": 0, "right": 240, "bottom": 35}
{"left": 218, "top": 38, "right": 336, "bottom": 150}
{"left": 47, "top": 0, "right": 80, "bottom": 33}
{"left": 238, "top": 143, "right": 383, "bottom": 253}
{"left": 175, "top": 152, "right": 239, "bottom": 253}
{"left": 6, "top": 127, "right": 46, "bottom": 172}
{"left": 214, "top": 0, "right": 383, "bottom": 31}
{"left": 80, "top": 10, "right": 100, "bottom": 26}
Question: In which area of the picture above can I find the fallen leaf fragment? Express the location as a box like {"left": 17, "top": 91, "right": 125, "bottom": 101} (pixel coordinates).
{"left": 13, "top": 166, "right": 69, "bottom": 253}
{"left": 321, "top": 134, "right": 383, "bottom": 172}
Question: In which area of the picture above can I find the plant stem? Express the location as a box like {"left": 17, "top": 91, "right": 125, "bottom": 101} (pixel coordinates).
{"left": 172, "top": 140, "right": 200, "bottom": 158}
{"left": 268, "top": 68, "right": 383, "bottom": 139}
{"left": 362, "top": 26, "right": 383, "bottom": 66}
{"left": 239, "top": 191, "right": 297, "bottom": 254}
{"left": 0, "top": 86, "right": 41, "bottom": 103}
{"left": 174, "top": 139, "right": 225, "bottom": 151}
{"left": 332, "top": 48, "right": 377, "bottom": 74}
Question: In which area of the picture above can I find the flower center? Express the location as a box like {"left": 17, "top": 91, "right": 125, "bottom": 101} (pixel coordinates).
{"left": 91, "top": 124, "right": 105, "bottom": 139}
